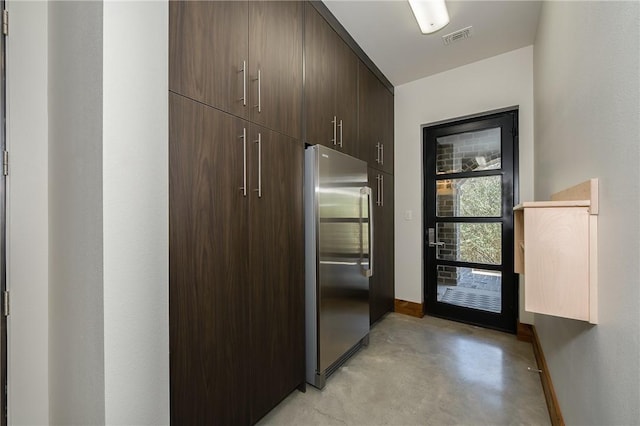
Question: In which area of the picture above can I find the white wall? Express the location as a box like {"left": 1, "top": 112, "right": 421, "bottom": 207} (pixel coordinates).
{"left": 7, "top": 1, "right": 169, "bottom": 424}
{"left": 48, "top": 1, "right": 105, "bottom": 423}
{"left": 533, "top": 2, "right": 639, "bottom": 424}
{"left": 103, "top": 1, "right": 169, "bottom": 424}
{"left": 394, "top": 46, "right": 534, "bottom": 323}
{"left": 6, "top": 1, "right": 50, "bottom": 424}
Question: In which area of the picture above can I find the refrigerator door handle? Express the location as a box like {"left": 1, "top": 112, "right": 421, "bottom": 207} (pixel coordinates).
{"left": 360, "top": 186, "right": 373, "bottom": 278}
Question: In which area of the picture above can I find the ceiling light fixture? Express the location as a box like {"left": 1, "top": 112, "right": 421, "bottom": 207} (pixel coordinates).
{"left": 408, "top": 0, "right": 450, "bottom": 34}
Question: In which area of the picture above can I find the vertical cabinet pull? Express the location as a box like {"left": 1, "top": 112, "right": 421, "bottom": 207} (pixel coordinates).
{"left": 254, "top": 69, "right": 262, "bottom": 113}
{"left": 331, "top": 116, "right": 337, "bottom": 146}
{"left": 254, "top": 133, "right": 262, "bottom": 198}
{"left": 239, "top": 128, "right": 247, "bottom": 196}
{"left": 239, "top": 60, "right": 247, "bottom": 106}
{"left": 380, "top": 174, "right": 384, "bottom": 207}
{"left": 380, "top": 143, "right": 384, "bottom": 166}
{"left": 376, "top": 142, "right": 381, "bottom": 164}
{"left": 376, "top": 175, "right": 382, "bottom": 207}
{"left": 338, "top": 119, "right": 343, "bottom": 148}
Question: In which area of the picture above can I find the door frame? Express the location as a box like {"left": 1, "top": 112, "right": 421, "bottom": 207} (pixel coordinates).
{"left": 0, "top": 0, "right": 7, "bottom": 421}
{"left": 422, "top": 109, "right": 519, "bottom": 333}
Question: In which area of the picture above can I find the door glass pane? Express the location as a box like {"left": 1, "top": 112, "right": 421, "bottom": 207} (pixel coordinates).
{"left": 436, "top": 128, "right": 501, "bottom": 174}
{"left": 436, "top": 266, "right": 502, "bottom": 313}
{"left": 437, "top": 176, "right": 502, "bottom": 217}
{"left": 436, "top": 222, "right": 502, "bottom": 265}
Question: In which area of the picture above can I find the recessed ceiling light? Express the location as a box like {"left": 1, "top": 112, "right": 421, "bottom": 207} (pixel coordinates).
{"left": 408, "top": 0, "right": 450, "bottom": 34}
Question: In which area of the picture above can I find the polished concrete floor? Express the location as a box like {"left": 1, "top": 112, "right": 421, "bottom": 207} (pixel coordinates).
{"left": 259, "top": 313, "right": 550, "bottom": 425}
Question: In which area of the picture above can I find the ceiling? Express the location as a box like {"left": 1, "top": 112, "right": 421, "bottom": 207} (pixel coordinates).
{"left": 324, "top": 1, "right": 542, "bottom": 86}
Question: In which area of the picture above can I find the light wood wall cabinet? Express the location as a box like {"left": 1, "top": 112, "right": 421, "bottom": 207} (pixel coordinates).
{"left": 359, "top": 61, "right": 394, "bottom": 174}
{"left": 368, "top": 169, "right": 395, "bottom": 324}
{"left": 170, "top": 1, "right": 303, "bottom": 139}
{"left": 514, "top": 179, "right": 598, "bottom": 324}
{"left": 304, "top": 3, "right": 358, "bottom": 157}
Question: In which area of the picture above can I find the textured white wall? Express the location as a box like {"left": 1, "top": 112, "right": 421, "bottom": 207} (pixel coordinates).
{"left": 6, "top": 1, "right": 50, "bottom": 424}
{"left": 103, "top": 1, "right": 169, "bottom": 424}
{"left": 394, "top": 46, "right": 534, "bottom": 323}
{"left": 48, "top": 1, "right": 105, "bottom": 423}
{"left": 533, "top": 2, "right": 640, "bottom": 424}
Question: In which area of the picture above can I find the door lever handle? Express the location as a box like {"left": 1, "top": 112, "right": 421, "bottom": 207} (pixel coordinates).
{"left": 428, "top": 228, "right": 445, "bottom": 247}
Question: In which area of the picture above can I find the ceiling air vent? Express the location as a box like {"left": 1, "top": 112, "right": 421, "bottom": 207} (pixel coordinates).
{"left": 442, "top": 26, "right": 472, "bottom": 45}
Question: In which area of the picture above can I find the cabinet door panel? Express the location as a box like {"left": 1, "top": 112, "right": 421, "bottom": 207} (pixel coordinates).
{"left": 335, "top": 37, "right": 359, "bottom": 157}
{"left": 169, "top": 93, "right": 250, "bottom": 424}
{"left": 368, "top": 169, "right": 394, "bottom": 325}
{"left": 358, "top": 62, "right": 385, "bottom": 167}
{"left": 250, "top": 1, "right": 303, "bottom": 139}
{"left": 304, "top": 3, "right": 336, "bottom": 148}
{"left": 381, "top": 88, "right": 394, "bottom": 174}
{"left": 169, "top": 1, "right": 248, "bottom": 118}
{"left": 249, "top": 127, "right": 305, "bottom": 422}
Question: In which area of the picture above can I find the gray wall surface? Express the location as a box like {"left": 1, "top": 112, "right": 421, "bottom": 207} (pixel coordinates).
{"left": 103, "top": 1, "right": 169, "bottom": 423}
{"left": 533, "top": 2, "right": 640, "bottom": 424}
{"left": 6, "top": 1, "right": 50, "bottom": 423}
{"left": 48, "top": 1, "right": 106, "bottom": 424}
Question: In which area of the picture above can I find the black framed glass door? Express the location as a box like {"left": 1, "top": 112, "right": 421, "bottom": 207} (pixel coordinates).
{"left": 423, "top": 110, "right": 518, "bottom": 333}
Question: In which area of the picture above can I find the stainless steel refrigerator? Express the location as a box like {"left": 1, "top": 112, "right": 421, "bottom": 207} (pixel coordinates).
{"left": 305, "top": 144, "right": 372, "bottom": 389}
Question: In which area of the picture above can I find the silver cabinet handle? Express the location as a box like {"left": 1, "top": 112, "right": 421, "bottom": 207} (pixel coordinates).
{"left": 380, "top": 174, "right": 384, "bottom": 207}
{"left": 376, "top": 142, "right": 381, "bottom": 164}
{"left": 338, "top": 119, "right": 343, "bottom": 147}
{"left": 254, "top": 68, "right": 261, "bottom": 113}
{"left": 239, "top": 60, "right": 246, "bottom": 106}
{"left": 381, "top": 143, "right": 384, "bottom": 166}
{"left": 254, "top": 132, "right": 262, "bottom": 198}
{"left": 239, "top": 128, "right": 247, "bottom": 196}
{"left": 331, "top": 116, "right": 337, "bottom": 146}
{"left": 360, "top": 186, "right": 374, "bottom": 278}
{"left": 376, "top": 175, "right": 382, "bottom": 206}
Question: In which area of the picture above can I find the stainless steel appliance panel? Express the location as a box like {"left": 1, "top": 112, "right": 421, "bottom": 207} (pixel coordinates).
{"left": 305, "top": 144, "right": 371, "bottom": 388}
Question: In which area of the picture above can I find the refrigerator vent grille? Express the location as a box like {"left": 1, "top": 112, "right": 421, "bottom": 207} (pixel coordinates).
{"left": 442, "top": 26, "right": 473, "bottom": 45}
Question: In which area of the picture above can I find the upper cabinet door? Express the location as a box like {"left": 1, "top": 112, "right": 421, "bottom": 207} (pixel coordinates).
{"left": 334, "top": 37, "right": 359, "bottom": 158}
{"left": 169, "top": 1, "right": 248, "bottom": 118}
{"left": 380, "top": 86, "right": 394, "bottom": 174}
{"left": 358, "top": 61, "right": 394, "bottom": 172}
{"left": 358, "top": 61, "right": 384, "bottom": 166}
{"left": 304, "top": 4, "right": 337, "bottom": 149}
{"left": 249, "top": 1, "right": 303, "bottom": 140}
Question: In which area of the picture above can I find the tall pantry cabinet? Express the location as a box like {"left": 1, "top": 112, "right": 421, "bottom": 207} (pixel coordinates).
{"left": 359, "top": 62, "right": 395, "bottom": 324}
{"left": 169, "top": 1, "right": 304, "bottom": 424}
{"left": 170, "top": 1, "right": 396, "bottom": 423}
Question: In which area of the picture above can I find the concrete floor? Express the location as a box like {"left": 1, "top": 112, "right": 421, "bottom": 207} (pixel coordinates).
{"left": 259, "top": 313, "right": 550, "bottom": 425}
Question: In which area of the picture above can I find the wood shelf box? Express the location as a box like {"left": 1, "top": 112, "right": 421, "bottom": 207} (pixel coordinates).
{"left": 514, "top": 179, "right": 598, "bottom": 324}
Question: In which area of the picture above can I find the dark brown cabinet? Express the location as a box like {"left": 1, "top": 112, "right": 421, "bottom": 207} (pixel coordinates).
{"left": 248, "top": 125, "right": 305, "bottom": 423}
{"left": 170, "top": 1, "right": 302, "bottom": 139}
{"left": 368, "top": 169, "right": 395, "bottom": 325}
{"left": 170, "top": 1, "right": 395, "bottom": 421}
{"left": 304, "top": 3, "right": 358, "bottom": 156}
{"left": 169, "top": 93, "right": 304, "bottom": 424}
{"left": 170, "top": 93, "right": 250, "bottom": 424}
{"left": 359, "top": 62, "right": 394, "bottom": 174}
